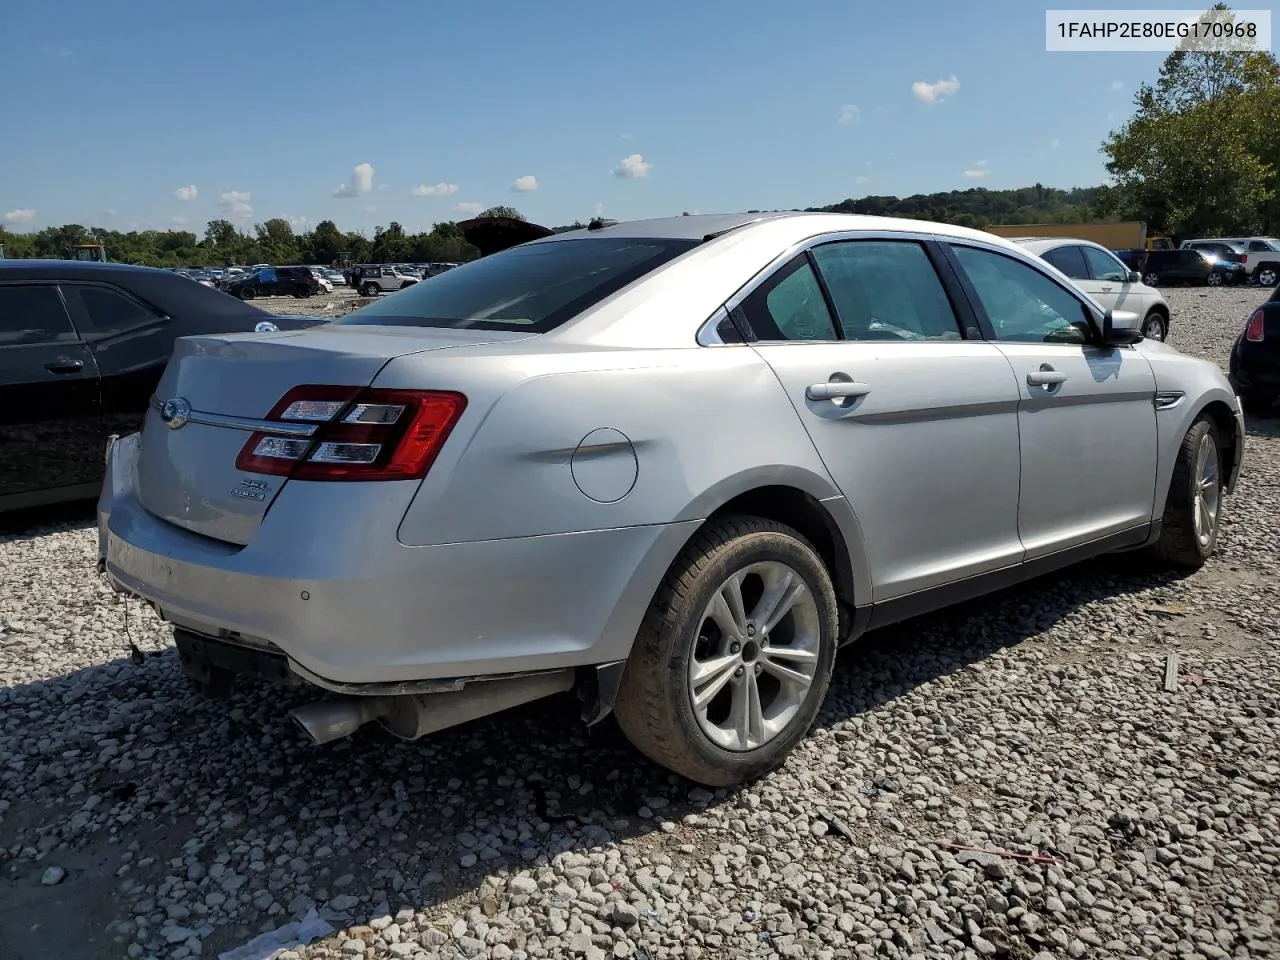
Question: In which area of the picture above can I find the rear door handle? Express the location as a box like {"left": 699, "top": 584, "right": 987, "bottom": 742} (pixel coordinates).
{"left": 1027, "top": 369, "right": 1068, "bottom": 387}
{"left": 806, "top": 381, "right": 872, "bottom": 401}
{"left": 45, "top": 359, "right": 85, "bottom": 374}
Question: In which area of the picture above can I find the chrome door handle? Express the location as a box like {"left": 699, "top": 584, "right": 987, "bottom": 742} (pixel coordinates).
{"left": 1027, "top": 370, "right": 1068, "bottom": 386}
{"left": 806, "top": 381, "right": 872, "bottom": 401}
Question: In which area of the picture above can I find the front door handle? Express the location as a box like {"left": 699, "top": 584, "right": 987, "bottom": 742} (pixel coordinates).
{"left": 1027, "top": 368, "right": 1068, "bottom": 387}
{"left": 45, "top": 359, "right": 85, "bottom": 374}
{"left": 806, "top": 381, "right": 872, "bottom": 401}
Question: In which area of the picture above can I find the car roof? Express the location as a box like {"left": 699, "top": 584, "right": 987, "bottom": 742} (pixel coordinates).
{"left": 529, "top": 211, "right": 1027, "bottom": 252}
{"left": 1010, "top": 236, "right": 1115, "bottom": 255}
{"left": 0, "top": 259, "right": 178, "bottom": 280}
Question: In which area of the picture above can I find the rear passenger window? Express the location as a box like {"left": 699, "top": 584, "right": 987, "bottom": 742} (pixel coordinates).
{"left": 1043, "top": 246, "right": 1089, "bottom": 280}
{"left": 0, "top": 284, "right": 79, "bottom": 346}
{"left": 64, "top": 285, "right": 163, "bottom": 337}
{"left": 737, "top": 255, "right": 838, "bottom": 341}
{"left": 1080, "top": 246, "right": 1128, "bottom": 282}
{"left": 811, "top": 240, "right": 962, "bottom": 341}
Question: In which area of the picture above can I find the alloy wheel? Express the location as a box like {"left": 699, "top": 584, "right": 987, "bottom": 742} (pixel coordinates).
{"left": 687, "top": 561, "right": 821, "bottom": 752}
{"left": 1193, "top": 434, "right": 1221, "bottom": 547}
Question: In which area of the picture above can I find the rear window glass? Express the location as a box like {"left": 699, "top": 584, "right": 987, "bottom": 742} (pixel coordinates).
{"left": 336, "top": 237, "right": 699, "bottom": 333}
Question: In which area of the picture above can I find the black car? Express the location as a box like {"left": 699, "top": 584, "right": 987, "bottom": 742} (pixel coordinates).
{"left": 1181, "top": 240, "right": 1247, "bottom": 265}
{"left": 1137, "top": 249, "right": 1246, "bottom": 287}
{"left": 226, "top": 265, "right": 322, "bottom": 300}
{"left": 0, "top": 260, "right": 324, "bottom": 512}
{"left": 1229, "top": 286, "right": 1280, "bottom": 415}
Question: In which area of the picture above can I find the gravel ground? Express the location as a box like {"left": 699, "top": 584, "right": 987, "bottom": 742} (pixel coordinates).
{"left": 2, "top": 286, "right": 1278, "bottom": 960}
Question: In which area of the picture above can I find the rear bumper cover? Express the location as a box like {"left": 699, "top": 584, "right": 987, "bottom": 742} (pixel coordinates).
{"left": 99, "top": 433, "right": 696, "bottom": 687}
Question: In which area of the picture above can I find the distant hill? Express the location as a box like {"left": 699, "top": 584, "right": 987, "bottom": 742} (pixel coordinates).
{"left": 778, "top": 185, "right": 1105, "bottom": 229}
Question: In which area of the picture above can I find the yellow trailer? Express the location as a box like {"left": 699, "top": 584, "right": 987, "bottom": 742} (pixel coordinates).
{"left": 984, "top": 221, "right": 1173, "bottom": 250}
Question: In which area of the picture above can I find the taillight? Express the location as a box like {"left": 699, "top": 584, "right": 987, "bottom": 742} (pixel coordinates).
{"left": 1240, "top": 254, "right": 1248, "bottom": 263}
{"left": 235, "top": 385, "right": 466, "bottom": 481}
{"left": 1245, "top": 309, "right": 1265, "bottom": 342}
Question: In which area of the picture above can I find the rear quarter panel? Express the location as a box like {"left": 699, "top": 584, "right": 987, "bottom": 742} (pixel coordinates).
{"left": 383, "top": 343, "right": 844, "bottom": 547}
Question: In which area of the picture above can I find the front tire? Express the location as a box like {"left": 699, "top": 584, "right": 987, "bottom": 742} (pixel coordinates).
{"left": 1152, "top": 415, "right": 1223, "bottom": 570}
{"left": 361, "top": 283, "right": 379, "bottom": 297}
{"left": 613, "top": 516, "right": 838, "bottom": 787}
{"left": 1143, "top": 271, "right": 1160, "bottom": 286}
{"left": 1142, "top": 311, "right": 1168, "bottom": 341}
{"left": 1206, "top": 271, "right": 1224, "bottom": 287}
{"left": 1256, "top": 265, "right": 1278, "bottom": 287}
{"left": 239, "top": 286, "right": 256, "bottom": 300}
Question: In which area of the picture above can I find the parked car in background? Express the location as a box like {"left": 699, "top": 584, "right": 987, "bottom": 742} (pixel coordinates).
{"left": 227, "top": 266, "right": 323, "bottom": 300}
{"left": 0, "top": 260, "right": 325, "bottom": 512}
{"left": 1014, "top": 237, "right": 1171, "bottom": 340}
{"left": 355, "top": 264, "right": 420, "bottom": 296}
{"left": 1139, "top": 249, "right": 1246, "bottom": 287}
{"left": 307, "top": 269, "right": 334, "bottom": 294}
{"left": 1229, "top": 285, "right": 1280, "bottom": 415}
{"left": 1199, "top": 237, "right": 1280, "bottom": 287}
{"left": 97, "top": 212, "right": 1244, "bottom": 786}
{"left": 321, "top": 268, "right": 345, "bottom": 287}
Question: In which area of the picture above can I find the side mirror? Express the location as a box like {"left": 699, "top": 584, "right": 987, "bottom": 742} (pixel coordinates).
{"left": 1101, "top": 308, "right": 1144, "bottom": 345}
{"left": 1127, "top": 270, "right": 1142, "bottom": 283}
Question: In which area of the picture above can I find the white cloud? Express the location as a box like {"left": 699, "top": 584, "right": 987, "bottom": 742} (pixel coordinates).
{"left": 963, "top": 160, "right": 990, "bottom": 179}
{"left": 287, "top": 216, "right": 310, "bottom": 230}
{"left": 455, "top": 202, "right": 484, "bottom": 216}
{"left": 171, "top": 215, "right": 189, "bottom": 226}
{"left": 1051, "top": 138, "right": 1061, "bottom": 149}
{"left": 173, "top": 185, "right": 198, "bottom": 201}
{"left": 614, "top": 153, "right": 652, "bottom": 179}
{"left": 218, "top": 190, "right": 253, "bottom": 220}
{"left": 333, "top": 162, "right": 375, "bottom": 198}
{"left": 512, "top": 175, "right": 539, "bottom": 192}
{"left": 593, "top": 202, "right": 605, "bottom": 218}
{"left": 855, "top": 175, "right": 871, "bottom": 184}
{"left": 912, "top": 75, "right": 960, "bottom": 104}
{"left": 103, "top": 208, "right": 117, "bottom": 218}
{"left": 837, "top": 104, "right": 860, "bottom": 125}
{"left": 412, "top": 182, "right": 459, "bottom": 197}
{"left": 1111, "top": 79, "right": 1124, "bottom": 91}
{"left": 4, "top": 208, "right": 35, "bottom": 224}
{"left": 361, "top": 205, "right": 377, "bottom": 215}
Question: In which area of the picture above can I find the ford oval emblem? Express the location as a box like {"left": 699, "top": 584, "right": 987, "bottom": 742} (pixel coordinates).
{"left": 255, "top": 320, "right": 279, "bottom": 333}
{"left": 160, "top": 397, "right": 191, "bottom": 430}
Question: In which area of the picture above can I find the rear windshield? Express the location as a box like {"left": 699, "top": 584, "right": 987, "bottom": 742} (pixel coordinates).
{"left": 335, "top": 237, "right": 699, "bottom": 333}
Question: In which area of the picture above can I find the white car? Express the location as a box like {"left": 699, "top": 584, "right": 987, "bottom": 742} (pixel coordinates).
{"left": 1014, "top": 237, "right": 1172, "bottom": 341}
{"left": 308, "top": 269, "right": 334, "bottom": 294}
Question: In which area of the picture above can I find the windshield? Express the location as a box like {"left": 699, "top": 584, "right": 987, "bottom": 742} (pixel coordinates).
{"left": 336, "top": 237, "right": 699, "bottom": 333}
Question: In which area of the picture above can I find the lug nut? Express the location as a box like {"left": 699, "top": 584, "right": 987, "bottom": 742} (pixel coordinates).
{"left": 754, "top": 663, "right": 762, "bottom": 674}
{"left": 734, "top": 666, "right": 744, "bottom": 677}
{"left": 730, "top": 642, "right": 741, "bottom": 654}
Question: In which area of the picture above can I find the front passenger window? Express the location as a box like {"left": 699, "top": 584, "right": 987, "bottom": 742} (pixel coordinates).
{"left": 952, "top": 245, "right": 1091, "bottom": 345}
{"left": 737, "top": 256, "right": 838, "bottom": 341}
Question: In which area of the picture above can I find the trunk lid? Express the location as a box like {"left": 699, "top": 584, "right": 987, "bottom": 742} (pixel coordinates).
{"left": 135, "top": 325, "right": 530, "bottom": 545}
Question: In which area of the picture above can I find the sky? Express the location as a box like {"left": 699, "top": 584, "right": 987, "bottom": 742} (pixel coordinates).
{"left": 0, "top": 0, "right": 1189, "bottom": 236}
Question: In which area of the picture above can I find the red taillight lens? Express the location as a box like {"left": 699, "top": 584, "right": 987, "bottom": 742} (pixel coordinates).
{"left": 235, "top": 385, "right": 467, "bottom": 481}
{"left": 1245, "top": 309, "right": 1265, "bottom": 342}
{"left": 1240, "top": 254, "right": 1248, "bottom": 263}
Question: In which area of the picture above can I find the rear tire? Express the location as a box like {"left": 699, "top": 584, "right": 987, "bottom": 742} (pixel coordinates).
{"left": 613, "top": 515, "right": 838, "bottom": 787}
{"left": 239, "top": 286, "right": 256, "bottom": 300}
{"left": 1143, "top": 271, "right": 1160, "bottom": 286}
{"left": 294, "top": 284, "right": 312, "bottom": 299}
{"left": 1206, "top": 272, "right": 1224, "bottom": 287}
{"left": 1151, "top": 415, "right": 1223, "bottom": 570}
{"left": 362, "top": 283, "right": 379, "bottom": 297}
{"left": 1256, "top": 265, "right": 1278, "bottom": 287}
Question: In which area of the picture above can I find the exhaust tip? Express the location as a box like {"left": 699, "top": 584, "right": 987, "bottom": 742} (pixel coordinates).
{"left": 290, "top": 698, "right": 385, "bottom": 745}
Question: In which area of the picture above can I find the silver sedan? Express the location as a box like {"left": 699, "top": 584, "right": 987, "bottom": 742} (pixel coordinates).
{"left": 98, "top": 212, "right": 1246, "bottom": 786}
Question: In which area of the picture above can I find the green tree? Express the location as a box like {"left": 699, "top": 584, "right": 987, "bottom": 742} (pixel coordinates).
{"left": 308, "top": 219, "right": 343, "bottom": 263}
{"left": 1101, "top": 3, "right": 1280, "bottom": 236}
{"left": 477, "top": 205, "right": 524, "bottom": 220}
{"left": 255, "top": 218, "right": 298, "bottom": 264}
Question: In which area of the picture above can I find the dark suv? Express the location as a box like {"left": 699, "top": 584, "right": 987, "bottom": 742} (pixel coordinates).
{"left": 227, "top": 266, "right": 322, "bottom": 300}
{"left": 1137, "top": 249, "right": 1246, "bottom": 287}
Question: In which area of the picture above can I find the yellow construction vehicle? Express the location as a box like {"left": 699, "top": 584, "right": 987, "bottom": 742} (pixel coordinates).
{"left": 73, "top": 243, "right": 108, "bottom": 262}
